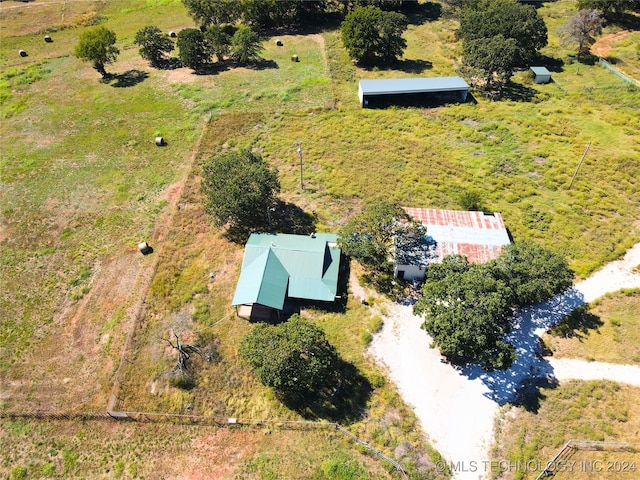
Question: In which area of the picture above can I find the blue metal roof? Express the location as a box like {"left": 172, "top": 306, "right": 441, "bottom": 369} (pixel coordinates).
{"left": 359, "top": 77, "right": 469, "bottom": 95}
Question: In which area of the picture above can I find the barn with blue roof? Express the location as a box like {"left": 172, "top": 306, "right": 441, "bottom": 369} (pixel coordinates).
{"left": 358, "top": 77, "right": 469, "bottom": 108}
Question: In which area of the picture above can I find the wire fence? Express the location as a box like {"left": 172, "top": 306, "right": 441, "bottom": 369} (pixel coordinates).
{"left": 0, "top": 409, "right": 408, "bottom": 478}
{"left": 598, "top": 58, "right": 640, "bottom": 88}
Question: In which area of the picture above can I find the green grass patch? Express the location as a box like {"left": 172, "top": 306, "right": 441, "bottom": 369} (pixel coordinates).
{"left": 543, "top": 290, "right": 640, "bottom": 364}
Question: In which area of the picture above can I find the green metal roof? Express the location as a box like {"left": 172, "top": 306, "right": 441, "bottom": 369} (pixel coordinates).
{"left": 232, "top": 233, "right": 341, "bottom": 309}
{"left": 530, "top": 66, "right": 551, "bottom": 76}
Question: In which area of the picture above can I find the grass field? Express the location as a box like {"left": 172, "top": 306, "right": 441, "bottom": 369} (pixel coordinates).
{"left": 543, "top": 289, "right": 640, "bottom": 365}
{"left": 492, "top": 381, "right": 640, "bottom": 480}
{"left": 1, "top": 0, "right": 639, "bottom": 478}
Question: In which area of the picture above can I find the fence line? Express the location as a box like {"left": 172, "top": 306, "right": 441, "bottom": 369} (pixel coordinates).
{"left": 1, "top": 409, "right": 407, "bottom": 478}
{"left": 598, "top": 58, "right": 640, "bottom": 88}
{"left": 536, "top": 439, "right": 640, "bottom": 480}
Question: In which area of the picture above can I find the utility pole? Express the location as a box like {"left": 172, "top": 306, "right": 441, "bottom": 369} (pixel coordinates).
{"left": 569, "top": 141, "right": 592, "bottom": 190}
{"left": 297, "top": 141, "right": 303, "bottom": 190}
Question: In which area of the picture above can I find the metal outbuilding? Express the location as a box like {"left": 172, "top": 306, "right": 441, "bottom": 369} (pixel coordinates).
{"left": 530, "top": 66, "right": 551, "bottom": 84}
{"left": 358, "top": 77, "right": 469, "bottom": 108}
{"left": 394, "top": 208, "right": 512, "bottom": 281}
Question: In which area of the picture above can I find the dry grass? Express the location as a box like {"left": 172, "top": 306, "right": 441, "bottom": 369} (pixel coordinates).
{"left": 492, "top": 381, "right": 640, "bottom": 480}
{"left": 543, "top": 290, "right": 640, "bottom": 365}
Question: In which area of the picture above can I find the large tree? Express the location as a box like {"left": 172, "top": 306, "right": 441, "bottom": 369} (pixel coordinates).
{"left": 176, "top": 28, "right": 211, "bottom": 70}
{"left": 458, "top": 0, "right": 548, "bottom": 67}
{"left": 340, "top": 5, "right": 408, "bottom": 65}
{"left": 181, "top": 0, "right": 240, "bottom": 27}
{"left": 577, "top": 0, "right": 639, "bottom": 19}
{"left": 462, "top": 34, "right": 518, "bottom": 89}
{"left": 230, "top": 25, "right": 264, "bottom": 64}
{"left": 338, "top": 201, "right": 420, "bottom": 273}
{"left": 491, "top": 241, "right": 574, "bottom": 307}
{"left": 414, "top": 242, "right": 574, "bottom": 370}
{"left": 414, "top": 256, "right": 515, "bottom": 370}
{"left": 74, "top": 26, "right": 119, "bottom": 78}
{"left": 201, "top": 149, "right": 280, "bottom": 233}
{"left": 205, "top": 24, "right": 231, "bottom": 63}
{"left": 134, "top": 25, "right": 174, "bottom": 66}
{"left": 239, "top": 317, "right": 339, "bottom": 400}
{"left": 559, "top": 9, "right": 605, "bottom": 59}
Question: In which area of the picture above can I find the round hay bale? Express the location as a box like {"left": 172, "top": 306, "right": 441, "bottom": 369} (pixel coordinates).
{"left": 155, "top": 136, "right": 165, "bottom": 146}
{"left": 44, "top": 35, "right": 53, "bottom": 43}
{"left": 19, "top": 50, "right": 27, "bottom": 57}
{"left": 275, "top": 39, "right": 283, "bottom": 46}
{"left": 169, "top": 31, "right": 176, "bottom": 38}
{"left": 291, "top": 54, "right": 299, "bottom": 62}
{"left": 138, "top": 242, "right": 153, "bottom": 255}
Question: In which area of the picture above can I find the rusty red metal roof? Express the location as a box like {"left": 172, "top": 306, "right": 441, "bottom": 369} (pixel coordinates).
{"left": 403, "top": 208, "right": 511, "bottom": 264}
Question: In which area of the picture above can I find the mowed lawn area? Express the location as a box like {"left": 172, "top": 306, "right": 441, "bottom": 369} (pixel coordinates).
{"left": 1, "top": 0, "right": 640, "bottom": 478}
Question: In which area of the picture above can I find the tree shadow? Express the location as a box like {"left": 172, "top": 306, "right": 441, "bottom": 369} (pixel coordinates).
{"left": 547, "top": 305, "right": 603, "bottom": 340}
{"left": 234, "top": 59, "right": 279, "bottom": 71}
{"left": 193, "top": 62, "right": 231, "bottom": 76}
{"left": 403, "top": 1, "right": 443, "bottom": 24}
{"left": 534, "top": 54, "right": 565, "bottom": 73}
{"left": 510, "top": 374, "right": 558, "bottom": 413}
{"left": 279, "top": 359, "right": 372, "bottom": 424}
{"left": 497, "top": 81, "right": 538, "bottom": 102}
{"left": 271, "top": 199, "right": 316, "bottom": 235}
{"left": 152, "top": 58, "right": 183, "bottom": 70}
{"left": 613, "top": 12, "right": 640, "bottom": 30}
{"left": 391, "top": 58, "right": 433, "bottom": 74}
{"left": 109, "top": 70, "right": 149, "bottom": 88}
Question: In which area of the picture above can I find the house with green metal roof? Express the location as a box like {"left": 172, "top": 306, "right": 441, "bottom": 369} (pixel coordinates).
{"left": 232, "top": 233, "right": 342, "bottom": 317}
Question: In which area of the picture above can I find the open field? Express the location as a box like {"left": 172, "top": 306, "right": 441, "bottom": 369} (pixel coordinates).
{"left": 492, "top": 380, "right": 640, "bottom": 480}
{"left": 1, "top": 0, "right": 640, "bottom": 478}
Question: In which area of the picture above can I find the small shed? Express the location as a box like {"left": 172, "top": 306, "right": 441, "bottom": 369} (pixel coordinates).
{"left": 530, "top": 66, "right": 551, "bottom": 84}
{"left": 358, "top": 77, "right": 469, "bottom": 108}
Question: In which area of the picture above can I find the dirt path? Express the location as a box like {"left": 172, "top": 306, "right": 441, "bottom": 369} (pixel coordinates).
{"left": 591, "top": 30, "right": 630, "bottom": 58}
{"left": 369, "top": 243, "right": 640, "bottom": 480}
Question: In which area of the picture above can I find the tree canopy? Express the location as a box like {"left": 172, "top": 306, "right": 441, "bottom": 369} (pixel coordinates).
{"left": 558, "top": 9, "right": 605, "bottom": 59}
{"left": 414, "top": 242, "right": 574, "bottom": 370}
{"left": 230, "top": 26, "right": 264, "bottom": 64}
{"left": 205, "top": 25, "right": 231, "bottom": 63}
{"left": 74, "top": 26, "right": 119, "bottom": 78}
{"left": 338, "top": 201, "right": 422, "bottom": 273}
{"left": 414, "top": 256, "right": 516, "bottom": 370}
{"left": 176, "top": 28, "right": 211, "bottom": 70}
{"left": 239, "top": 317, "right": 339, "bottom": 400}
{"left": 458, "top": 0, "right": 547, "bottom": 88}
{"left": 577, "top": 0, "right": 640, "bottom": 19}
{"left": 201, "top": 149, "right": 280, "bottom": 234}
{"left": 134, "top": 25, "right": 174, "bottom": 66}
{"left": 340, "top": 5, "right": 408, "bottom": 65}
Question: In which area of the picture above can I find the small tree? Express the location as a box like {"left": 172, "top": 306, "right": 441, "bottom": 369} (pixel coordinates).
{"left": 176, "top": 28, "right": 211, "bottom": 70}
{"left": 75, "top": 26, "right": 119, "bottom": 78}
{"left": 340, "top": 5, "right": 408, "bottom": 65}
{"left": 135, "top": 25, "right": 175, "bottom": 66}
{"left": 205, "top": 24, "right": 231, "bottom": 63}
{"left": 559, "top": 9, "right": 605, "bottom": 59}
{"left": 239, "top": 317, "right": 339, "bottom": 400}
{"left": 338, "top": 201, "right": 413, "bottom": 273}
{"left": 230, "top": 26, "right": 264, "bottom": 64}
{"left": 201, "top": 149, "right": 280, "bottom": 234}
